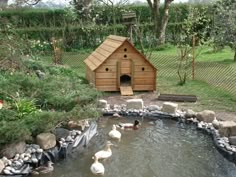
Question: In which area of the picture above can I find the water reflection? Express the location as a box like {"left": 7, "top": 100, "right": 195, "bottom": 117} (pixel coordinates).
{"left": 36, "top": 117, "right": 236, "bottom": 177}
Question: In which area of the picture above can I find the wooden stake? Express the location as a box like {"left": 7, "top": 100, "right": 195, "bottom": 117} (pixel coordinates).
{"left": 192, "top": 35, "right": 195, "bottom": 80}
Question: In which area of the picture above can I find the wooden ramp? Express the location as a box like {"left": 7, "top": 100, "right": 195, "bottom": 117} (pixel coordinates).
{"left": 120, "top": 86, "right": 133, "bottom": 96}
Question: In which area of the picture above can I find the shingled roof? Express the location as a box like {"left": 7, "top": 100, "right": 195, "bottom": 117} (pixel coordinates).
{"left": 84, "top": 35, "right": 156, "bottom": 71}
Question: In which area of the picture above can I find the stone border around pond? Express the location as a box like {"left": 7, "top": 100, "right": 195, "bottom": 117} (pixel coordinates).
{"left": 0, "top": 120, "right": 97, "bottom": 176}
{"left": 98, "top": 99, "right": 236, "bottom": 165}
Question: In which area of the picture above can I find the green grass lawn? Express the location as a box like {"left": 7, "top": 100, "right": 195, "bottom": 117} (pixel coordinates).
{"left": 152, "top": 45, "right": 235, "bottom": 64}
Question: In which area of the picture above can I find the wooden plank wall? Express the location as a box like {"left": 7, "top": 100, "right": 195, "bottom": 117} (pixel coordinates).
{"left": 86, "top": 66, "right": 95, "bottom": 86}
{"left": 95, "top": 56, "right": 118, "bottom": 91}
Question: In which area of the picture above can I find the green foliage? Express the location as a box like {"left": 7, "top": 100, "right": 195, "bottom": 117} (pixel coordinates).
{"left": 0, "top": 4, "right": 215, "bottom": 49}
{"left": 211, "top": 0, "right": 236, "bottom": 60}
{"left": 0, "top": 58, "right": 101, "bottom": 146}
{"left": 14, "top": 98, "right": 38, "bottom": 119}
{"left": 22, "top": 111, "right": 65, "bottom": 137}
{"left": 68, "top": 104, "right": 101, "bottom": 120}
{"left": 0, "top": 8, "right": 66, "bottom": 28}
{"left": 0, "top": 109, "right": 17, "bottom": 121}
{"left": 0, "top": 120, "right": 31, "bottom": 146}
{"left": 153, "top": 43, "right": 174, "bottom": 51}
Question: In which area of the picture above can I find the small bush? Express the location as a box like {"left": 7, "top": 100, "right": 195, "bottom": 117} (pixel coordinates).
{"left": 0, "top": 57, "right": 101, "bottom": 146}
{"left": 154, "top": 43, "right": 174, "bottom": 51}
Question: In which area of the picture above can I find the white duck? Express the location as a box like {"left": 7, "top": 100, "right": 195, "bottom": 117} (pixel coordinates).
{"left": 94, "top": 141, "right": 113, "bottom": 160}
{"left": 90, "top": 156, "right": 105, "bottom": 175}
{"left": 108, "top": 125, "right": 121, "bottom": 141}
{"left": 212, "top": 117, "right": 220, "bottom": 129}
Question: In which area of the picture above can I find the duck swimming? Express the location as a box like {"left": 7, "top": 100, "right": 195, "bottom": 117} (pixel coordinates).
{"left": 108, "top": 125, "right": 121, "bottom": 141}
{"left": 117, "top": 120, "right": 140, "bottom": 130}
{"left": 94, "top": 141, "right": 113, "bottom": 160}
{"left": 31, "top": 161, "right": 54, "bottom": 175}
{"left": 90, "top": 155, "right": 105, "bottom": 175}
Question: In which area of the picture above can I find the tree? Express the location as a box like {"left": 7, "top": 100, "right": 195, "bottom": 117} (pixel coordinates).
{"left": 70, "top": 0, "right": 94, "bottom": 23}
{"left": 146, "top": 0, "right": 174, "bottom": 45}
{"left": 1, "top": 0, "right": 41, "bottom": 7}
{"left": 0, "top": 0, "right": 8, "bottom": 8}
{"left": 97, "top": 0, "right": 129, "bottom": 34}
{"left": 176, "top": 6, "right": 209, "bottom": 85}
{"left": 212, "top": 0, "right": 236, "bottom": 61}
{"left": 188, "top": 0, "right": 217, "bottom": 4}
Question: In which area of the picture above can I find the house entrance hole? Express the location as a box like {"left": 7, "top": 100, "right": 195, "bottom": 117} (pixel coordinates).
{"left": 120, "top": 75, "right": 131, "bottom": 86}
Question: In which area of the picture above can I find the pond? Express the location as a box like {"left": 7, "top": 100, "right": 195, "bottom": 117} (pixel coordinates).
{"left": 37, "top": 117, "right": 236, "bottom": 177}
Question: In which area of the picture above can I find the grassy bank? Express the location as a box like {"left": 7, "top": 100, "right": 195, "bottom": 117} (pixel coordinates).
{"left": 0, "top": 58, "right": 101, "bottom": 148}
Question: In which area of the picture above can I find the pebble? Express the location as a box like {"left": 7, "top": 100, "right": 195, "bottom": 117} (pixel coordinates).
{"left": 3, "top": 169, "right": 13, "bottom": 175}
{"left": 31, "top": 157, "right": 38, "bottom": 164}
{"left": 37, "top": 148, "right": 43, "bottom": 153}
{"left": 31, "top": 148, "right": 36, "bottom": 153}
{"left": 13, "top": 160, "right": 22, "bottom": 167}
{"left": 66, "top": 136, "right": 73, "bottom": 142}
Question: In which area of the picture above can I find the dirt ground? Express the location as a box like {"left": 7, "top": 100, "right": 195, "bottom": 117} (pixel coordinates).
{"left": 102, "top": 92, "right": 236, "bottom": 122}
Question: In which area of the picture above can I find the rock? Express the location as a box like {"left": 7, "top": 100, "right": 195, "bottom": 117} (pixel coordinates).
{"left": 97, "top": 99, "right": 108, "bottom": 109}
{"left": 161, "top": 102, "right": 178, "bottom": 114}
{"left": 147, "top": 105, "right": 161, "bottom": 112}
{"left": 184, "top": 109, "right": 196, "bottom": 118}
{"left": 1, "top": 142, "right": 26, "bottom": 159}
{"left": 35, "top": 70, "right": 46, "bottom": 79}
{"left": 229, "top": 136, "right": 236, "bottom": 146}
{"left": 218, "top": 121, "right": 236, "bottom": 137}
{"left": 212, "top": 118, "right": 220, "bottom": 129}
{"left": 0, "top": 159, "right": 5, "bottom": 174}
{"left": 53, "top": 128, "right": 70, "bottom": 141}
{"left": 196, "top": 110, "right": 215, "bottom": 123}
{"left": 36, "top": 133, "right": 56, "bottom": 150}
{"left": 126, "top": 99, "right": 144, "bottom": 110}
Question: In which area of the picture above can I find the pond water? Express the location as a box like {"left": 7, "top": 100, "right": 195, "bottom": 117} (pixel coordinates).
{"left": 37, "top": 117, "right": 236, "bottom": 177}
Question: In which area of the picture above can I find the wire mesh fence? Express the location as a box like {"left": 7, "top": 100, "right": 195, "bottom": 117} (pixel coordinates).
{"left": 61, "top": 52, "right": 236, "bottom": 96}
{"left": 149, "top": 53, "right": 236, "bottom": 96}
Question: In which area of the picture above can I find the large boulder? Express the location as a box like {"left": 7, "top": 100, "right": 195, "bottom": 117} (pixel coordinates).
{"left": 184, "top": 109, "right": 196, "bottom": 118}
{"left": 126, "top": 99, "right": 144, "bottom": 110}
{"left": 97, "top": 99, "right": 108, "bottom": 109}
{"left": 161, "top": 102, "right": 178, "bottom": 114}
{"left": 36, "top": 133, "right": 56, "bottom": 150}
{"left": 53, "top": 128, "right": 70, "bottom": 141}
{"left": 229, "top": 136, "right": 236, "bottom": 146}
{"left": 196, "top": 110, "right": 215, "bottom": 123}
{"left": 0, "top": 159, "right": 4, "bottom": 174}
{"left": 0, "top": 141, "right": 26, "bottom": 159}
{"left": 218, "top": 121, "right": 236, "bottom": 137}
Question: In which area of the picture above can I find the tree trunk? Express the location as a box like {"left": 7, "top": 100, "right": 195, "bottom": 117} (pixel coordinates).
{"left": 0, "top": 0, "right": 8, "bottom": 8}
{"left": 147, "top": 0, "right": 161, "bottom": 39}
{"left": 157, "top": 1, "right": 173, "bottom": 45}
{"left": 147, "top": 0, "right": 173, "bottom": 45}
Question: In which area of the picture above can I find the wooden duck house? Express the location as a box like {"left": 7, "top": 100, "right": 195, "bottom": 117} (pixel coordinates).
{"left": 84, "top": 35, "right": 157, "bottom": 95}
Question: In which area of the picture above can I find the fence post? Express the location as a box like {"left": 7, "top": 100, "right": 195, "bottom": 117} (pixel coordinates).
{"left": 192, "top": 35, "right": 195, "bottom": 80}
